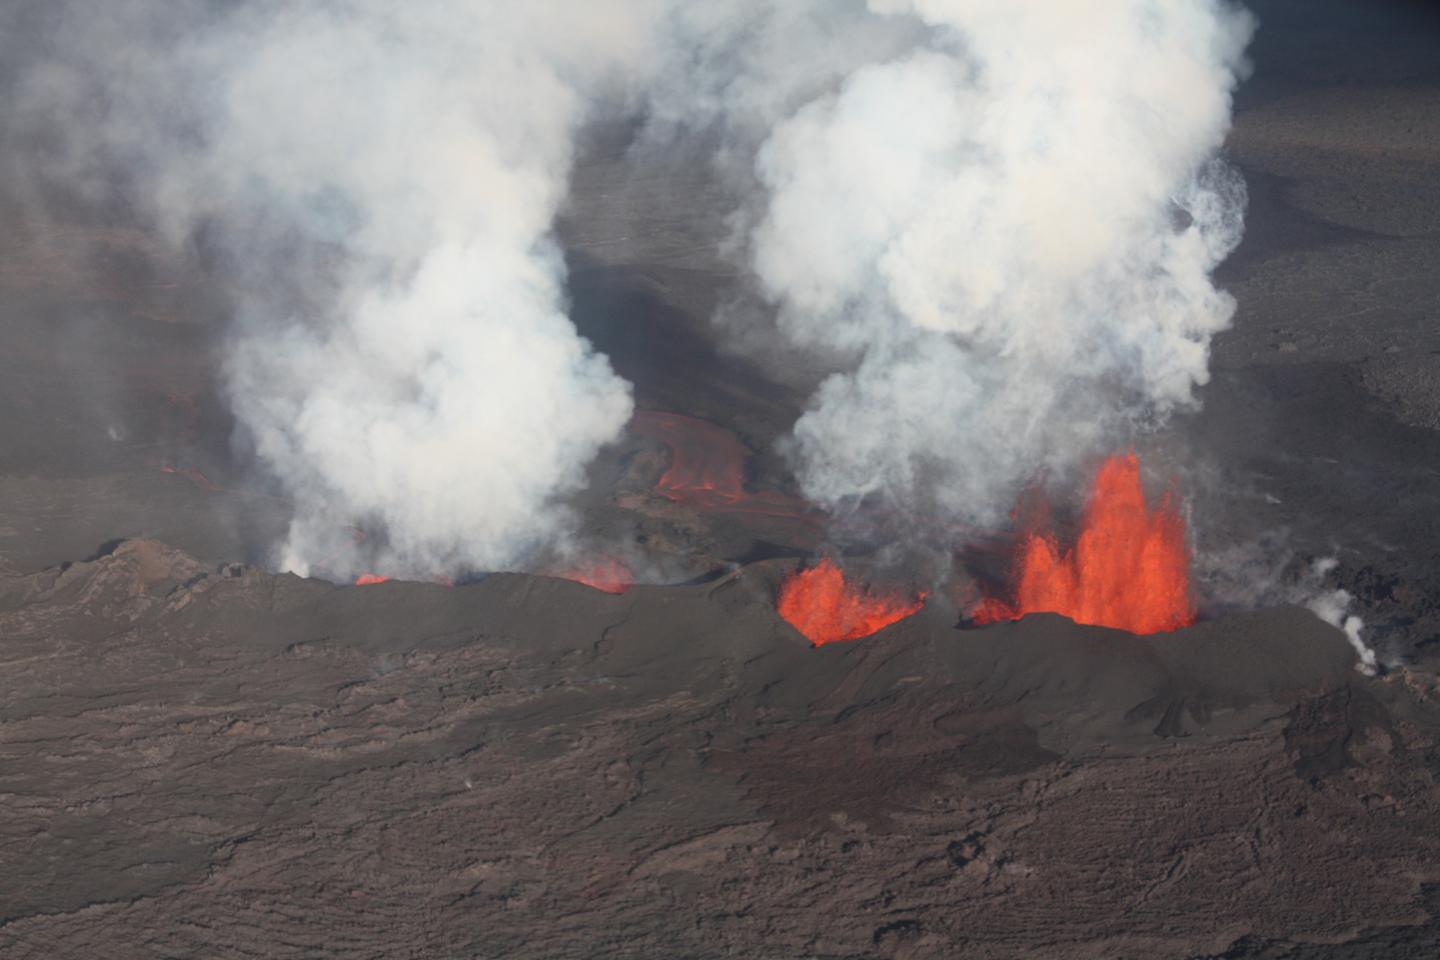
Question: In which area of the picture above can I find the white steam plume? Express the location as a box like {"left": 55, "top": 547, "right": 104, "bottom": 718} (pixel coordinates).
{"left": 740, "top": 1, "right": 1255, "bottom": 528}
{"left": 11, "top": 2, "right": 661, "bottom": 578}
{"left": 1306, "top": 558, "right": 1379, "bottom": 675}
{"left": 11, "top": 1, "right": 1257, "bottom": 578}
{"left": 1196, "top": 540, "right": 1382, "bottom": 673}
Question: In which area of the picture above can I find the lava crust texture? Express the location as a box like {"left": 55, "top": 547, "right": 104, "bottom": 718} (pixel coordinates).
{"left": 4, "top": 541, "right": 1440, "bottom": 958}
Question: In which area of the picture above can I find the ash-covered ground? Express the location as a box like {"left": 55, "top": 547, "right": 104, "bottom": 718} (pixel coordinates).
{"left": 4, "top": 1, "right": 1440, "bottom": 957}
{"left": 4, "top": 539, "right": 1440, "bottom": 960}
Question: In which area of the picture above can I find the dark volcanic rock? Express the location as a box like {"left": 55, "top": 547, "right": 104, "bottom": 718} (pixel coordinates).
{"left": 3, "top": 541, "right": 1439, "bottom": 958}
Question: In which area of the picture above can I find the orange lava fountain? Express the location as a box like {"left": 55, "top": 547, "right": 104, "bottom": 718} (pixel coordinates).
{"left": 555, "top": 556, "right": 633, "bottom": 594}
{"left": 354, "top": 573, "right": 391, "bottom": 585}
{"left": 973, "top": 453, "right": 1193, "bottom": 634}
{"left": 778, "top": 558, "right": 925, "bottom": 646}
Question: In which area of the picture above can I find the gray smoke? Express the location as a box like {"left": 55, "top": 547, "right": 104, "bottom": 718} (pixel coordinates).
{"left": 1196, "top": 540, "right": 1381, "bottom": 673}
{"left": 1305, "top": 558, "right": 1378, "bottom": 674}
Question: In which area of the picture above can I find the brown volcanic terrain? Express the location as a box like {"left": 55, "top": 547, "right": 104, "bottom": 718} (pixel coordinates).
{"left": 2, "top": 0, "right": 1440, "bottom": 957}
{"left": 5, "top": 540, "right": 1440, "bottom": 959}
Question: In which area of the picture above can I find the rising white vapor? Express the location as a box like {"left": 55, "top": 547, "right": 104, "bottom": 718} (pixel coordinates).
{"left": 10, "top": 0, "right": 1257, "bottom": 578}
{"left": 1305, "top": 558, "right": 1379, "bottom": 674}
{"left": 12, "top": 1, "right": 662, "bottom": 578}
{"left": 740, "top": 0, "right": 1255, "bottom": 527}
{"left": 207, "top": 3, "right": 656, "bottom": 577}
{"left": 1194, "top": 539, "right": 1383, "bottom": 673}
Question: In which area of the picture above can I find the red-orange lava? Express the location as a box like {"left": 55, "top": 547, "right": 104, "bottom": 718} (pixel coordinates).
{"left": 629, "top": 411, "right": 815, "bottom": 521}
{"left": 159, "top": 463, "right": 221, "bottom": 492}
{"left": 973, "top": 453, "right": 1193, "bottom": 635}
{"left": 555, "top": 556, "right": 633, "bottom": 594}
{"left": 636, "top": 411, "right": 748, "bottom": 508}
{"left": 777, "top": 558, "right": 925, "bottom": 646}
{"left": 354, "top": 573, "right": 391, "bottom": 586}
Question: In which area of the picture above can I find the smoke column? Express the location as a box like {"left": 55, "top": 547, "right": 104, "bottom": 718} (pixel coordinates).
{"left": 7, "top": 2, "right": 659, "bottom": 578}
{"left": 8, "top": 1, "right": 1255, "bottom": 577}
{"left": 738, "top": 0, "right": 1254, "bottom": 531}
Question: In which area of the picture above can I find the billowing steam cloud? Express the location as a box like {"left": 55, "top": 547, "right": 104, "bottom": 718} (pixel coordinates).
{"left": 207, "top": 3, "right": 658, "bottom": 577}
{"left": 740, "top": 1, "right": 1254, "bottom": 529}
{"left": 8, "top": 1, "right": 1255, "bottom": 578}
{"left": 9, "top": 2, "right": 659, "bottom": 578}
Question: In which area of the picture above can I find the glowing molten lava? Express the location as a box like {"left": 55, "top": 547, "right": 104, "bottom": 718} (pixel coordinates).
{"left": 778, "top": 559, "right": 925, "bottom": 646}
{"left": 555, "top": 556, "right": 633, "bottom": 594}
{"left": 354, "top": 573, "right": 391, "bottom": 585}
{"left": 629, "top": 411, "right": 817, "bottom": 522}
{"left": 974, "top": 453, "right": 1193, "bottom": 634}
{"left": 159, "top": 463, "right": 222, "bottom": 492}
{"left": 635, "top": 411, "right": 748, "bottom": 508}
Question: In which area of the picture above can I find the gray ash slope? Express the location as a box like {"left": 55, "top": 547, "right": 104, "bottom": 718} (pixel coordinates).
{"left": 4, "top": 540, "right": 1440, "bottom": 959}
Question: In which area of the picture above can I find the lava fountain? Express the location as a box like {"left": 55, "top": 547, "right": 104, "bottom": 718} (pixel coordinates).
{"left": 778, "top": 558, "right": 925, "bottom": 646}
{"left": 973, "top": 453, "right": 1193, "bottom": 634}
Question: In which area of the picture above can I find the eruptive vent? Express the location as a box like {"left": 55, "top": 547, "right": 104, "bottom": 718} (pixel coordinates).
{"left": 778, "top": 559, "right": 925, "bottom": 647}
{"left": 354, "top": 573, "right": 391, "bottom": 586}
{"left": 554, "top": 557, "right": 633, "bottom": 594}
{"left": 634, "top": 411, "right": 747, "bottom": 509}
{"left": 629, "top": 412, "right": 816, "bottom": 523}
{"left": 974, "top": 454, "right": 1193, "bottom": 635}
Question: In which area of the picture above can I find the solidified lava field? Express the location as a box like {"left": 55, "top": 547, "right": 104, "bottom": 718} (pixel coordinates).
{"left": 4, "top": 540, "right": 1440, "bottom": 960}
{"left": 4, "top": 2, "right": 1440, "bottom": 958}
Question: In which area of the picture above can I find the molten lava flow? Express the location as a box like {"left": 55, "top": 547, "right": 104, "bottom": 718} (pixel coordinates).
{"left": 778, "top": 558, "right": 925, "bottom": 646}
{"left": 555, "top": 556, "right": 633, "bottom": 594}
{"left": 974, "top": 453, "right": 1193, "bottom": 634}
{"left": 159, "top": 463, "right": 222, "bottom": 492}
{"left": 628, "top": 411, "right": 816, "bottom": 523}
{"left": 354, "top": 573, "right": 391, "bottom": 585}
{"left": 632, "top": 411, "right": 747, "bottom": 508}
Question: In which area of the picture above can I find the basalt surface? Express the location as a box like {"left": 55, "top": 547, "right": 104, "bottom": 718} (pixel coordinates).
{"left": 4, "top": 540, "right": 1440, "bottom": 959}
